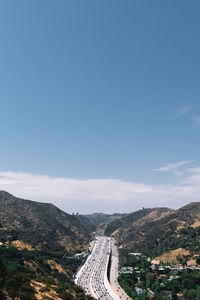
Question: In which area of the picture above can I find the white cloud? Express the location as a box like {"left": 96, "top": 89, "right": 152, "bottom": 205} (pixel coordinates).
{"left": 153, "top": 160, "right": 193, "bottom": 176}
{"left": 182, "top": 167, "right": 200, "bottom": 185}
{"left": 0, "top": 172, "right": 153, "bottom": 214}
{"left": 0, "top": 168, "right": 200, "bottom": 214}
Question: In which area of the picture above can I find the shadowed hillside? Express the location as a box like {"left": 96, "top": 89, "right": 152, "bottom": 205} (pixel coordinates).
{"left": 83, "top": 212, "right": 124, "bottom": 231}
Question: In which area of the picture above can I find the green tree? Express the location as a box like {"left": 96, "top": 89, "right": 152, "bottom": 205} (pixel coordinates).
{"left": 145, "top": 272, "right": 156, "bottom": 288}
{"left": 183, "top": 289, "right": 197, "bottom": 299}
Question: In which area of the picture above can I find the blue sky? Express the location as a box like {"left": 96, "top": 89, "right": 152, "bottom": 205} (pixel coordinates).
{"left": 0, "top": 1, "right": 200, "bottom": 212}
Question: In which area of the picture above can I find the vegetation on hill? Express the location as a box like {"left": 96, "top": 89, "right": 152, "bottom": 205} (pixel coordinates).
{"left": 104, "top": 203, "right": 200, "bottom": 257}
{"left": 76, "top": 215, "right": 96, "bottom": 233}
{"left": 105, "top": 202, "right": 200, "bottom": 299}
{"left": 104, "top": 208, "right": 160, "bottom": 236}
{"left": 178, "top": 226, "right": 200, "bottom": 252}
{"left": 0, "top": 191, "right": 93, "bottom": 254}
{"left": 0, "top": 191, "right": 95, "bottom": 299}
{"left": 2, "top": 191, "right": 200, "bottom": 299}
{"left": 0, "top": 244, "right": 94, "bottom": 299}
{"left": 83, "top": 212, "right": 124, "bottom": 230}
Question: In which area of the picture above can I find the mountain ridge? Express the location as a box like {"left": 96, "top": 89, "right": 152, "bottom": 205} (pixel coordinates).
{"left": 103, "top": 202, "right": 200, "bottom": 257}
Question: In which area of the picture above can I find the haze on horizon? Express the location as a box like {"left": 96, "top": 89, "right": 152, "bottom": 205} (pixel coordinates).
{"left": 0, "top": 1, "right": 200, "bottom": 214}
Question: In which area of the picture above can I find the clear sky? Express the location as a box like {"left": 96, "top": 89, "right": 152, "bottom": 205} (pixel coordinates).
{"left": 0, "top": 1, "right": 200, "bottom": 213}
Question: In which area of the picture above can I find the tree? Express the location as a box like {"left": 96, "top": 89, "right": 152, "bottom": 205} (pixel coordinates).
{"left": 182, "top": 278, "right": 194, "bottom": 290}
{"left": 183, "top": 289, "right": 197, "bottom": 299}
{"left": 0, "top": 257, "right": 6, "bottom": 288}
{"left": 145, "top": 272, "right": 156, "bottom": 288}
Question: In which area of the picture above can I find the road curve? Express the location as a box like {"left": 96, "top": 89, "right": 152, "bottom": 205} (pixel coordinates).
{"left": 75, "top": 236, "right": 130, "bottom": 300}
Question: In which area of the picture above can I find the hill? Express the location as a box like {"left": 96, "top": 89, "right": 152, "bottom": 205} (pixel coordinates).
{"left": 0, "top": 191, "right": 94, "bottom": 299}
{"left": 112, "top": 204, "right": 200, "bottom": 300}
{"left": 104, "top": 203, "right": 200, "bottom": 257}
{"left": 83, "top": 212, "right": 124, "bottom": 231}
{"left": 0, "top": 191, "right": 93, "bottom": 254}
{"left": 0, "top": 244, "right": 94, "bottom": 300}
{"left": 76, "top": 215, "right": 96, "bottom": 233}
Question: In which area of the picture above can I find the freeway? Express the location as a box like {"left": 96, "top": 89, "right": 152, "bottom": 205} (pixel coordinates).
{"left": 74, "top": 236, "right": 130, "bottom": 300}
{"left": 109, "top": 239, "right": 131, "bottom": 300}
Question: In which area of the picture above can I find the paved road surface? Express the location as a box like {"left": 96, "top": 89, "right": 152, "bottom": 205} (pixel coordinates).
{"left": 75, "top": 236, "right": 130, "bottom": 300}
{"left": 109, "top": 239, "right": 131, "bottom": 300}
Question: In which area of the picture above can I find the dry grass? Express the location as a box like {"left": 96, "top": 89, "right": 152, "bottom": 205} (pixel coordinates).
{"left": 176, "top": 220, "right": 187, "bottom": 232}
{"left": 153, "top": 248, "right": 190, "bottom": 264}
{"left": 31, "top": 280, "right": 62, "bottom": 300}
{"left": 191, "top": 219, "right": 200, "bottom": 228}
{"left": 45, "top": 259, "right": 69, "bottom": 276}
{"left": 134, "top": 210, "right": 173, "bottom": 228}
{"left": 11, "top": 240, "right": 35, "bottom": 251}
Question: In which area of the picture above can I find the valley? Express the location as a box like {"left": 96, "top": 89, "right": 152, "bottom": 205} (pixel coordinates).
{"left": 75, "top": 235, "right": 130, "bottom": 300}
{"left": 1, "top": 191, "right": 200, "bottom": 299}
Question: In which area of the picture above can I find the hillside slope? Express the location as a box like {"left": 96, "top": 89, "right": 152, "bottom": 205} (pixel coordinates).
{"left": 83, "top": 212, "right": 124, "bottom": 233}
{"left": 0, "top": 191, "right": 93, "bottom": 254}
{"left": 104, "top": 204, "right": 200, "bottom": 256}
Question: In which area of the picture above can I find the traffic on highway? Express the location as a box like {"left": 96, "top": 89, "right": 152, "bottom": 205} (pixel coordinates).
{"left": 75, "top": 236, "right": 130, "bottom": 300}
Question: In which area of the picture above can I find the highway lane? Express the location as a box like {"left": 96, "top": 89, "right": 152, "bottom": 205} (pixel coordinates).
{"left": 109, "top": 239, "right": 131, "bottom": 300}
{"left": 75, "top": 236, "right": 130, "bottom": 300}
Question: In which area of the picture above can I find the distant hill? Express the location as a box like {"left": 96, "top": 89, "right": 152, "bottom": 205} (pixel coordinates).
{"left": 104, "top": 207, "right": 168, "bottom": 236}
{"left": 84, "top": 212, "right": 124, "bottom": 229}
{"left": 76, "top": 214, "right": 96, "bottom": 232}
{"left": 0, "top": 191, "right": 93, "bottom": 254}
{"left": 104, "top": 203, "right": 200, "bottom": 257}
